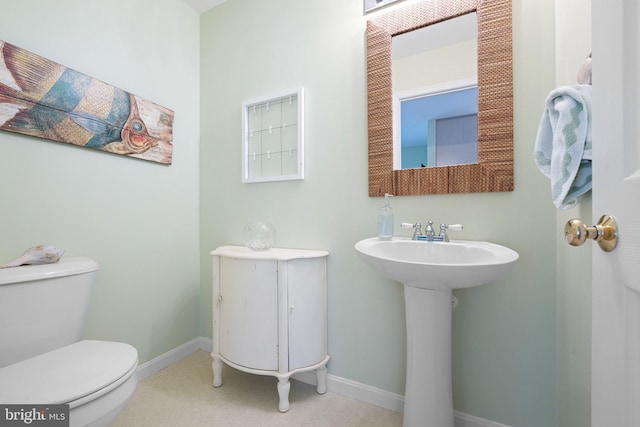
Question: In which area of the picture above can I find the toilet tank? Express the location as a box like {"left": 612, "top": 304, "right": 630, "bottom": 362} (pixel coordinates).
{"left": 0, "top": 257, "right": 99, "bottom": 368}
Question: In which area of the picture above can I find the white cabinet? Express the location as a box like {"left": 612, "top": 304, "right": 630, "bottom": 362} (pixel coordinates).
{"left": 210, "top": 246, "right": 329, "bottom": 412}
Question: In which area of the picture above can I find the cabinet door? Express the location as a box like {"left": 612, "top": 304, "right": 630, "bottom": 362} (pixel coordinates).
{"left": 287, "top": 258, "right": 327, "bottom": 370}
{"left": 219, "top": 257, "right": 278, "bottom": 370}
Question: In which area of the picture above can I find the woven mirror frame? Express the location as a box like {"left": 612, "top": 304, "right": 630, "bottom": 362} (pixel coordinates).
{"left": 367, "top": 0, "right": 513, "bottom": 196}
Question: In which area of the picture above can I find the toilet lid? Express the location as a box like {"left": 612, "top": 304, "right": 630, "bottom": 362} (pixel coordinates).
{"left": 0, "top": 340, "right": 138, "bottom": 405}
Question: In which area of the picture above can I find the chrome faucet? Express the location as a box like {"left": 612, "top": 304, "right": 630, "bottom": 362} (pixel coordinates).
{"left": 424, "top": 221, "right": 436, "bottom": 238}
{"left": 402, "top": 221, "right": 463, "bottom": 242}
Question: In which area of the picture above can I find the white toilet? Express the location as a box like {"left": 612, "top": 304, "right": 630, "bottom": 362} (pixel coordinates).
{"left": 0, "top": 257, "right": 138, "bottom": 427}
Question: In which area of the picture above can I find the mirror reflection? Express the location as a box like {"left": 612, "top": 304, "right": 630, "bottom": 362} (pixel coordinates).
{"left": 397, "top": 85, "right": 478, "bottom": 168}
{"left": 392, "top": 12, "right": 478, "bottom": 170}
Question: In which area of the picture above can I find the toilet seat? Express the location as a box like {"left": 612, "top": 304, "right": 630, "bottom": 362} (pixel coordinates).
{"left": 0, "top": 340, "right": 138, "bottom": 408}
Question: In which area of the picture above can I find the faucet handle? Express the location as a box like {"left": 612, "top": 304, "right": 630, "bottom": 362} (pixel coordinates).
{"left": 446, "top": 224, "right": 463, "bottom": 231}
{"left": 401, "top": 222, "right": 420, "bottom": 229}
{"left": 439, "top": 223, "right": 463, "bottom": 242}
{"left": 439, "top": 223, "right": 463, "bottom": 233}
{"left": 401, "top": 222, "right": 422, "bottom": 240}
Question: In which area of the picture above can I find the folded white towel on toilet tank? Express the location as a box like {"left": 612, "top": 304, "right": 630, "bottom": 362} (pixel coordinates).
{"left": 534, "top": 84, "right": 592, "bottom": 209}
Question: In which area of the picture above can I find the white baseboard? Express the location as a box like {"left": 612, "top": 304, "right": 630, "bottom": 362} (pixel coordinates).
{"left": 292, "top": 370, "right": 510, "bottom": 427}
{"left": 140, "top": 337, "right": 510, "bottom": 427}
{"left": 199, "top": 337, "right": 213, "bottom": 353}
{"left": 292, "top": 370, "right": 405, "bottom": 412}
{"left": 136, "top": 337, "right": 206, "bottom": 380}
{"left": 452, "top": 411, "right": 512, "bottom": 427}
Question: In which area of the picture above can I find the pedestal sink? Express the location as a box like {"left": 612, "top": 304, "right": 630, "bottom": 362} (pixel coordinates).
{"left": 354, "top": 237, "right": 518, "bottom": 427}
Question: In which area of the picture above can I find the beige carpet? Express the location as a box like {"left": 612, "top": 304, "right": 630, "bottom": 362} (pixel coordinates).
{"left": 112, "top": 350, "right": 402, "bottom": 427}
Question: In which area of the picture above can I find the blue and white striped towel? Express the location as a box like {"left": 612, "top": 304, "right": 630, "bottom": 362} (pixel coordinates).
{"left": 534, "top": 85, "right": 592, "bottom": 209}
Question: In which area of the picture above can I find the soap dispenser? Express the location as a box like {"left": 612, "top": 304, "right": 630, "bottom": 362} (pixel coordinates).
{"left": 377, "top": 193, "right": 394, "bottom": 240}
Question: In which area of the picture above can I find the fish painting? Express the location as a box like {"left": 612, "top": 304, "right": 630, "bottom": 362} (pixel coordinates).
{"left": 0, "top": 41, "right": 174, "bottom": 164}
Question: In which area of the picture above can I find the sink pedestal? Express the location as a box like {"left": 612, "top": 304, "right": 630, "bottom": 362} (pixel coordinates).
{"left": 403, "top": 285, "right": 454, "bottom": 427}
{"left": 354, "top": 237, "right": 519, "bottom": 427}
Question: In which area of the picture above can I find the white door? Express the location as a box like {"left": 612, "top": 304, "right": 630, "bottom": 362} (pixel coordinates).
{"left": 592, "top": 1, "right": 640, "bottom": 425}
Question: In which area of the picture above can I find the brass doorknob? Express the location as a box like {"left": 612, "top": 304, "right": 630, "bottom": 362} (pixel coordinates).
{"left": 565, "top": 214, "right": 618, "bottom": 252}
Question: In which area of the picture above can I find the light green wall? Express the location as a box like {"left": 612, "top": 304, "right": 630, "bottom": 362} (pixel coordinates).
{"left": 200, "top": 0, "right": 559, "bottom": 425}
{"left": 0, "top": 0, "right": 201, "bottom": 364}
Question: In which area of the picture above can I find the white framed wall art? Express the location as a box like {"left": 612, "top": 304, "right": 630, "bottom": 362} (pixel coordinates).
{"left": 241, "top": 87, "right": 304, "bottom": 183}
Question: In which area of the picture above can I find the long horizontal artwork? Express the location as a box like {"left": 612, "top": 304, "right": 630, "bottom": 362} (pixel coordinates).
{"left": 0, "top": 41, "right": 174, "bottom": 164}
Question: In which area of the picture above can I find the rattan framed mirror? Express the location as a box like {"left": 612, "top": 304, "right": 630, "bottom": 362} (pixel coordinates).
{"left": 366, "top": 0, "right": 513, "bottom": 196}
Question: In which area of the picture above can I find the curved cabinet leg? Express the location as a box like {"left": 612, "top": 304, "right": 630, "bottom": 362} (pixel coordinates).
{"left": 277, "top": 377, "right": 291, "bottom": 412}
{"left": 316, "top": 366, "right": 328, "bottom": 394}
{"left": 212, "top": 356, "right": 223, "bottom": 387}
